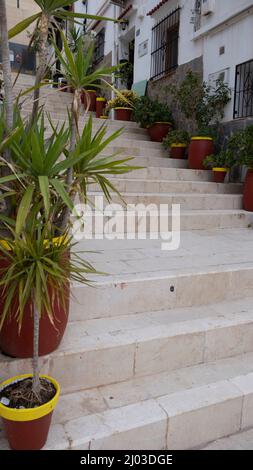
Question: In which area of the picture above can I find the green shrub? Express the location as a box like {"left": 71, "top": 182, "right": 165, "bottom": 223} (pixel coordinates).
{"left": 162, "top": 130, "right": 190, "bottom": 149}
{"left": 133, "top": 96, "right": 174, "bottom": 128}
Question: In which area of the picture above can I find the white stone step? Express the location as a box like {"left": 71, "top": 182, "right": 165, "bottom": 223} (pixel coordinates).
{"left": 1, "top": 296, "right": 253, "bottom": 394}
{"left": 75, "top": 208, "right": 251, "bottom": 233}
{"left": 202, "top": 427, "right": 253, "bottom": 450}
{"left": 2, "top": 352, "right": 253, "bottom": 449}
{"left": 89, "top": 192, "right": 243, "bottom": 210}
{"left": 112, "top": 167, "right": 214, "bottom": 181}
{"left": 70, "top": 228, "right": 253, "bottom": 320}
{"left": 91, "top": 178, "right": 243, "bottom": 194}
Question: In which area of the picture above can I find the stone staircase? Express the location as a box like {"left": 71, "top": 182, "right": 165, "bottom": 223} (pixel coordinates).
{"left": 1, "top": 75, "right": 253, "bottom": 450}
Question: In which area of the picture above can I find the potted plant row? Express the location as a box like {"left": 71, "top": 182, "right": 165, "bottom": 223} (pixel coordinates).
{"left": 0, "top": 1, "right": 137, "bottom": 450}
{"left": 162, "top": 129, "right": 190, "bottom": 159}
{"left": 133, "top": 96, "right": 174, "bottom": 142}
{"left": 169, "top": 71, "right": 231, "bottom": 170}
{"left": 105, "top": 89, "right": 139, "bottom": 121}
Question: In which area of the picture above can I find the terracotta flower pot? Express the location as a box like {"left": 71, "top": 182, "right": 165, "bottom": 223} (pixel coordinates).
{"left": 148, "top": 122, "right": 172, "bottom": 142}
{"left": 82, "top": 90, "right": 97, "bottom": 112}
{"left": 115, "top": 107, "right": 133, "bottom": 121}
{"left": 0, "top": 374, "right": 60, "bottom": 450}
{"left": 188, "top": 137, "right": 214, "bottom": 170}
{"left": 213, "top": 168, "right": 228, "bottom": 183}
{"left": 170, "top": 144, "right": 187, "bottom": 159}
{"left": 243, "top": 169, "right": 253, "bottom": 212}
{"left": 0, "top": 243, "right": 70, "bottom": 358}
{"left": 96, "top": 98, "right": 106, "bottom": 118}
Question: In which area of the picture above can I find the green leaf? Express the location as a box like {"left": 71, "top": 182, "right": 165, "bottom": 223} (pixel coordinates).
{"left": 38, "top": 176, "right": 50, "bottom": 217}
{"left": 57, "top": 11, "right": 119, "bottom": 23}
{"left": 16, "top": 185, "right": 34, "bottom": 236}
{"left": 50, "top": 179, "right": 74, "bottom": 212}
{"left": 8, "top": 13, "right": 41, "bottom": 39}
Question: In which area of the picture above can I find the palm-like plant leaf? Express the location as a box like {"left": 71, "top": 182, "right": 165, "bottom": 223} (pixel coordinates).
{"left": 8, "top": 0, "right": 119, "bottom": 39}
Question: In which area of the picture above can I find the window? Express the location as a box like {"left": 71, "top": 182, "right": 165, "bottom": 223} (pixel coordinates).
{"left": 94, "top": 29, "right": 105, "bottom": 65}
{"left": 17, "top": 0, "right": 20, "bottom": 7}
{"left": 150, "top": 8, "right": 180, "bottom": 80}
{"left": 234, "top": 59, "right": 253, "bottom": 119}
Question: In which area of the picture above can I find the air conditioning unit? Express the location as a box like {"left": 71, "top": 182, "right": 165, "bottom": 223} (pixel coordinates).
{"left": 202, "top": 0, "right": 215, "bottom": 16}
{"left": 208, "top": 68, "right": 230, "bottom": 90}
{"left": 110, "top": 1, "right": 126, "bottom": 6}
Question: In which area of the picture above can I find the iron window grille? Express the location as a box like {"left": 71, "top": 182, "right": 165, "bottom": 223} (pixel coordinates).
{"left": 234, "top": 59, "right": 253, "bottom": 119}
{"left": 150, "top": 7, "right": 180, "bottom": 81}
{"left": 94, "top": 28, "right": 105, "bottom": 65}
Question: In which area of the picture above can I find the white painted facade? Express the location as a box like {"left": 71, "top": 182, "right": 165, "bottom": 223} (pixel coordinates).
{"left": 76, "top": 0, "right": 253, "bottom": 121}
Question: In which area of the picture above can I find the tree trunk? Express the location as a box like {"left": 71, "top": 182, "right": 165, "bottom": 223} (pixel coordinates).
{"left": 31, "top": 12, "right": 49, "bottom": 122}
{"left": 0, "top": 0, "right": 13, "bottom": 223}
{"left": 32, "top": 300, "right": 40, "bottom": 396}
{"left": 57, "top": 89, "right": 80, "bottom": 231}
{"left": 0, "top": 0, "right": 14, "bottom": 148}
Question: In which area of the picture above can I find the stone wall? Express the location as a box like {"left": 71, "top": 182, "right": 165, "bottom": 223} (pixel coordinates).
{"left": 147, "top": 56, "right": 203, "bottom": 133}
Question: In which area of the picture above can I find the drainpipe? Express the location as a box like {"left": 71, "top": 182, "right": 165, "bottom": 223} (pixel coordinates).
{"left": 111, "top": 4, "right": 119, "bottom": 120}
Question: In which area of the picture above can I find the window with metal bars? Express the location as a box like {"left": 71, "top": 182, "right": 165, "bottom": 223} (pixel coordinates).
{"left": 234, "top": 59, "right": 253, "bottom": 119}
{"left": 94, "top": 29, "right": 105, "bottom": 65}
{"left": 150, "top": 7, "right": 180, "bottom": 81}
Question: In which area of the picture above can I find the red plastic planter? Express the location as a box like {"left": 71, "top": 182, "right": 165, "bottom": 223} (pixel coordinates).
{"left": 96, "top": 98, "right": 106, "bottom": 118}
{"left": 0, "top": 374, "right": 60, "bottom": 450}
{"left": 82, "top": 90, "right": 97, "bottom": 112}
{"left": 188, "top": 137, "right": 214, "bottom": 170}
{"left": 148, "top": 122, "right": 172, "bottom": 142}
{"left": 170, "top": 144, "right": 187, "bottom": 159}
{"left": 115, "top": 107, "right": 133, "bottom": 121}
{"left": 243, "top": 169, "right": 253, "bottom": 212}
{"left": 3, "top": 411, "right": 53, "bottom": 450}
{"left": 213, "top": 168, "right": 228, "bottom": 183}
{"left": 0, "top": 253, "right": 70, "bottom": 358}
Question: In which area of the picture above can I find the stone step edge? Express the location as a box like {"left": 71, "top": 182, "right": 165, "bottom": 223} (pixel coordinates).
{"left": 88, "top": 191, "right": 242, "bottom": 198}
{"left": 2, "top": 305, "right": 253, "bottom": 398}
{"left": 7, "top": 372, "right": 252, "bottom": 450}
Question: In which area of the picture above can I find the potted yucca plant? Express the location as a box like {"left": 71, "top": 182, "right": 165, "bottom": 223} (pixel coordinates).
{"left": 0, "top": 0, "right": 136, "bottom": 450}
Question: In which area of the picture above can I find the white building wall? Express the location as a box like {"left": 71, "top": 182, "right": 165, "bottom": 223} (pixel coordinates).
{"left": 76, "top": 0, "right": 253, "bottom": 121}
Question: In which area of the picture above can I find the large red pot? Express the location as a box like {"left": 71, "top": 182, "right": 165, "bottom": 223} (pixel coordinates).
{"left": 243, "top": 169, "right": 253, "bottom": 211}
{"left": 188, "top": 137, "right": 214, "bottom": 170}
{"left": 0, "top": 374, "right": 60, "bottom": 450}
{"left": 82, "top": 90, "right": 97, "bottom": 112}
{"left": 115, "top": 107, "right": 133, "bottom": 121}
{"left": 148, "top": 122, "right": 172, "bottom": 142}
{"left": 96, "top": 98, "right": 106, "bottom": 118}
{"left": 0, "top": 253, "right": 70, "bottom": 358}
{"left": 170, "top": 144, "right": 187, "bottom": 159}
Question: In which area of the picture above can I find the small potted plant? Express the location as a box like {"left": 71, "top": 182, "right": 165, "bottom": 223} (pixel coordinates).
{"left": 96, "top": 96, "right": 107, "bottom": 118}
{"left": 105, "top": 90, "right": 138, "bottom": 121}
{"left": 162, "top": 129, "right": 190, "bottom": 159}
{"left": 133, "top": 96, "right": 173, "bottom": 142}
{"left": 203, "top": 150, "right": 235, "bottom": 183}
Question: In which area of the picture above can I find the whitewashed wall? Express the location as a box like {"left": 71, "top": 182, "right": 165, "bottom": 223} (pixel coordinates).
{"left": 75, "top": 0, "right": 253, "bottom": 121}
